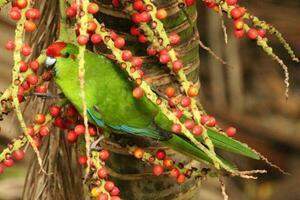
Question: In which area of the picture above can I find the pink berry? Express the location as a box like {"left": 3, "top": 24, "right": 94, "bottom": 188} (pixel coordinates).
{"left": 171, "top": 123, "right": 181, "bottom": 134}
{"left": 181, "top": 96, "right": 191, "bottom": 107}
{"left": 13, "top": 150, "right": 25, "bottom": 160}
{"left": 247, "top": 28, "right": 258, "bottom": 40}
{"left": 184, "top": 119, "right": 195, "bottom": 130}
{"left": 226, "top": 127, "right": 237, "bottom": 137}
{"left": 122, "top": 50, "right": 132, "bottom": 61}
{"left": 192, "top": 125, "right": 203, "bottom": 136}
{"left": 153, "top": 165, "right": 163, "bottom": 176}
{"left": 226, "top": 0, "right": 237, "bottom": 5}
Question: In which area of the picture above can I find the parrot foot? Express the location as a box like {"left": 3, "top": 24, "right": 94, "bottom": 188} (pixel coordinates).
{"left": 90, "top": 135, "right": 104, "bottom": 151}
{"left": 31, "top": 92, "right": 64, "bottom": 99}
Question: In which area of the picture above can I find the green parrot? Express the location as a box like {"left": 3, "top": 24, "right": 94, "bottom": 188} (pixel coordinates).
{"left": 46, "top": 42, "right": 260, "bottom": 169}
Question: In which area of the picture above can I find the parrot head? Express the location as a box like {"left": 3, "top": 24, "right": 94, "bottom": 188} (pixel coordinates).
{"left": 45, "top": 42, "right": 79, "bottom": 68}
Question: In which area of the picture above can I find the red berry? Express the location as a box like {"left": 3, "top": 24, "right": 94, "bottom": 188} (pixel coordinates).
{"left": 21, "top": 44, "right": 32, "bottom": 56}
{"left": 163, "top": 158, "right": 174, "bottom": 169}
{"left": 19, "top": 61, "right": 28, "bottom": 72}
{"left": 131, "top": 57, "right": 143, "bottom": 68}
{"left": 25, "top": 8, "right": 40, "bottom": 20}
{"left": 21, "top": 81, "right": 30, "bottom": 90}
{"left": 114, "top": 37, "right": 125, "bottom": 48}
{"left": 111, "top": 187, "right": 120, "bottom": 196}
{"left": 133, "top": 0, "right": 145, "bottom": 11}
{"left": 5, "top": 41, "right": 15, "bottom": 51}
{"left": 153, "top": 165, "right": 163, "bottom": 176}
{"left": 139, "top": 11, "right": 150, "bottom": 23}
{"left": 130, "top": 26, "right": 140, "bottom": 36}
{"left": 32, "top": 137, "right": 41, "bottom": 148}
{"left": 185, "top": 0, "right": 196, "bottom": 7}
{"left": 29, "top": 60, "right": 40, "bottom": 71}
{"left": 164, "top": 87, "right": 175, "bottom": 98}
{"left": 171, "top": 168, "right": 180, "bottom": 177}
{"left": 98, "top": 193, "right": 108, "bottom": 200}
{"left": 98, "top": 167, "right": 108, "bottom": 178}
{"left": 34, "top": 113, "right": 46, "bottom": 124}
{"left": 181, "top": 96, "right": 191, "bottom": 107}
{"left": 207, "top": 116, "right": 216, "bottom": 127}
{"left": 16, "top": 0, "right": 27, "bottom": 9}
{"left": 27, "top": 126, "right": 35, "bottom": 136}
{"left": 169, "top": 33, "right": 181, "bottom": 45}
{"left": 104, "top": 181, "right": 115, "bottom": 192}
{"left": 173, "top": 109, "right": 183, "bottom": 119}
{"left": 111, "top": 197, "right": 121, "bottom": 200}
{"left": 88, "top": 126, "right": 97, "bottom": 136}
{"left": 24, "top": 20, "right": 36, "bottom": 32}
{"left": 132, "top": 87, "right": 143, "bottom": 99}
{"left": 247, "top": 28, "right": 258, "bottom": 40}
{"left": 226, "top": 0, "right": 237, "bottom": 5}
{"left": 159, "top": 53, "right": 170, "bottom": 64}
{"left": 147, "top": 46, "right": 157, "bottom": 56}
{"left": 10, "top": 8, "right": 21, "bottom": 20}
{"left": 122, "top": 50, "right": 132, "bottom": 61}
{"left": 230, "top": 7, "right": 242, "bottom": 19}
{"left": 91, "top": 34, "right": 102, "bottom": 44}
{"left": 201, "top": 115, "right": 210, "bottom": 125}
{"left": 74, "top": 124, "right": 85, "bottom": 136}
{"left": 156, "top": 9, "right": 167, "bottom": 20}
{"left": 258, "top": 29, "right": 266, "bottom": 38}
{"left": 168, "top": 97, "right": 179, "bottom": 107}
{"left": 0, "top": 165, "right": 3, "bottom": 175}
{"left": 133, "top": 148, "right": 144, "bottom": 159}
{"left": 65, "top": 105, "right": 77, "bottom": 117}
{"left": 49, "top": 105, "right": 61, "bottom": 117}
{"left": 13, "top": 150, "right": 25, "bottom": 160}
{"left": 131, "top": 13, "right": 141, "bottom": 23}
{"left": 112, "top": 0, "right": 120, "bottom": 7}
{"left": 172, "top": 60, "right": 183, "bottom": 72}
{"left": 226, "top": 127, "right": 237, "bottom": 137}
{"left": 176, "top": 174, "right": 186, "bottom": 184}
{"left": 100, "top": 149, "right": 110, "bottom": 160}
{"left": 67, "top": 130, "right": 77, "bottom": 143}
{"left": 234, "top": 29, "right": 244, "bottom": 38}
{"left": 192, "top": 125, "right": 203, "bottom": 136}
{"left": 36, "top": 85, "right": 47, "bottom": 93}
{"left": 79, "top": 155, "right": 87, "bottom": 165}
{"left": 18, "top": 86, "right": 24, "bottom": 96}
{"left": 3, "top": 158, "right": 14, "bottom": 167}
{"left": 66, "top": 7, "right": 76, "bottom": 17}
{"left": 184, "top": 119, "right": 195, "bottom": 130}
{"left": 156, "top": 150, "right": 166, "bottom": 160}
{"left": 171, "top": 123, "right": 181, "bottom": 134}
{"left": 77, "top": 35, "right": 89, "bottom": 45}
{"left": 27, "top": 74, "right": 38, "bottom": 85}
{"left": 39, "top": 125, "right": 49, "bottom": 137}
{"left": 87, "top": 3, "right": 99, "bottom": 14}
{"left": 138, "top": 34, "right": 147, "bottom": 43}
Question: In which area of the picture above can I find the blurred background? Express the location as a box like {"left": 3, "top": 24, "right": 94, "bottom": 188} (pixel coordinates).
{"left": 0, "top": 0, "right": 299, "bottom": 199}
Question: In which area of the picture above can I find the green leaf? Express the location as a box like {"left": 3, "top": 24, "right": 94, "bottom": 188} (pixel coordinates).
{"left": 162, "top": 135, "right": 237, "bottom": 170}
{"left": 197, "top": 128, "right": 260, "bottom": 160}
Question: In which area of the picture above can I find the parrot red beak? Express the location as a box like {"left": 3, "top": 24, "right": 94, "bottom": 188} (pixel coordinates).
{"left": 46, "top": 42, "right": 67, "bottom": 57}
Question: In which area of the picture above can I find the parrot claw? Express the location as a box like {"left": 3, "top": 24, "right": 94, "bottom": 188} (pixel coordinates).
{"left": 31, "top": 92, "right": 64, "bottom": 99}
{"left": 90, "top": 136, "right": 104, "bottom": 151}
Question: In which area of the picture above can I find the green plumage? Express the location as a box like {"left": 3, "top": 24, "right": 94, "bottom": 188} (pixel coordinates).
{"left": 54, "top": 43, "right": 260, "bottom": 170}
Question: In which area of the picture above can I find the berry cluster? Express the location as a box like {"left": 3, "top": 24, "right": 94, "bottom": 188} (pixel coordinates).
{"left": 132, "top": 147, "right": 208, "bottom": 185}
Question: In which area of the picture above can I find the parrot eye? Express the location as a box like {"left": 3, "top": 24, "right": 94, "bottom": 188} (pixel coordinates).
{"left": 62, "top": 52, "right": 70, "bottom": 58}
